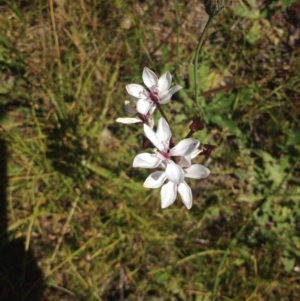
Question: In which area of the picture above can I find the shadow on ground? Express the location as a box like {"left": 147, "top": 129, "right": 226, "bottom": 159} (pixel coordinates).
{"left": 0, "top": 113, "right": 45, "bottom": 301}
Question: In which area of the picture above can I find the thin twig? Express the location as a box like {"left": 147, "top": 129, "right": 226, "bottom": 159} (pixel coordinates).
{"left": 194, "top": 15, "right": 214, "bottom": 116}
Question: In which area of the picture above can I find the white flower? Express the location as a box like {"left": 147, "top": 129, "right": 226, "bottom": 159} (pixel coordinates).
{"left": 143, "top": 164, "right": 210, "bottom": 209}
{"left": 126, "top": 67, "right": 182, "bottom": 115}
{"left": 133, "top": 118, "right": 199, "bottom": 183}
{"left": 116, "top": 100, "right": 155, "bottom": 128}
{"left": 133, "top": 117, "right": 209, "bottom": 209}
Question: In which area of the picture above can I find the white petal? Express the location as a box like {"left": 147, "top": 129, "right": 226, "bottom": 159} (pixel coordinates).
{"left": 116, "top": 117, "right": 141, "bottom": 124}
{"left": 156, "top": 117, "right": 171, "bottom": 148}
{"left": 168, "top": 85, "right": 182, "bottom": 95}
{"left": 126, "top": 84, "right": 146, "bottom": 100}
{"left": 143, "top": 67, "right": 158, "bottom": 89}
{"left": 136, "top": 98, "right": 153, "bottom": 115}
{"left": 184, "top": 164, "right": 210, "bottom": 179}
{"left": 178, "top": 182, "right": 193, "bottom": 209}
{"left": 191, "top": 148, "right": 202, "bottom": 159}
{"left": 147, "top": 117, "right": 155, "bottom": 129}
{"left": 179, "top": 155, "right": 191, "bottom": 168}
{"left": 158, "top": 72, "right": 172, "bottom": 92}
{"left": 144, "top": 124, "right": 164, "bottom": 151}
{"left": 124, "top": 100, "right": 137, "bottom": 114}
{"left": 158, "top": 95, "right": 171, "bottom": 105}
{"left": 159, "top": 161, "right": 168, "bottom": 169}
{"left": 149, "top": 104, "right": 156, "bottom": 115}
{"left": 161, "top": 181, "right": 177, "bottom": 209}
{"left": 170, "top": 138, "right": 200, "bottom": 156}
{"left": 133, "top": 153, "right": 161, "bottom": 168}
{"left": 159, "top": 85, "right": 182, "bottom": 104}
{"left": 165, "top": 161, "right": 184, "bottom": 184}
{"left": 143, "top": 171, "right": 166, "bottom": 188}
{"left": 179, "top": 150, "right": 201, "bottom": 168}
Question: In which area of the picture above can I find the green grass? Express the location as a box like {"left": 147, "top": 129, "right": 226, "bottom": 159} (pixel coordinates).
{"left": 0, "top": 0, "right": 300, "bottom": 300}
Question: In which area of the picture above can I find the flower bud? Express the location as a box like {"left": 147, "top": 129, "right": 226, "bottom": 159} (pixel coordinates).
{"left": 189, "top": 115, "right": 204, "bottom": 132}
{"left": 204, "top": 0, "right": 224, "bottom": 17}
{"left": 201, "top": 144, "right": 217, "bottom": 157}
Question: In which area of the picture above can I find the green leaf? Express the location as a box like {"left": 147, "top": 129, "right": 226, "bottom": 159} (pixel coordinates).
{"left": 281, "top": 256, "right": 295, "bottom": 272}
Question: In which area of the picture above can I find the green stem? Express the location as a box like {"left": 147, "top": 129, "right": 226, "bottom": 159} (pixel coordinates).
{"left": 156, "top": 103, "right": 169, "bottom": 125}
{"left": 211, "top": 153, "right": 300, "bottom": 301}
{"left": 194, "top": 15, "right": 214, "bottom": 116}
{"left": 175, "top": 0, "right": 180, "bottom": 61}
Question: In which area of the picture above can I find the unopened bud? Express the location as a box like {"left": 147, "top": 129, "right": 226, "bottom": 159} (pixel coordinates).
{"left": 201, "top": 144, "right": 217, "bottom": 157}
{"left": 204, "top": 0, "right": 224, "bottom": 17}
{"left": 189, "top": 115, "right": 204, "bottom": 132}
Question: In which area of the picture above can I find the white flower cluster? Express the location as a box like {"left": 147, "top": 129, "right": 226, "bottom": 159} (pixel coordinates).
{"left": 117, "top": 68, "right": 210, "bottom": 209}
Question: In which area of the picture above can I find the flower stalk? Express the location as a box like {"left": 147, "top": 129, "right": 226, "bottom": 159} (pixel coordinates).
{"left": 194, "top": 15, "right": 214, "bottom": 116}
{"left": 115, "top": 0, "right": 225, "bottom": 209}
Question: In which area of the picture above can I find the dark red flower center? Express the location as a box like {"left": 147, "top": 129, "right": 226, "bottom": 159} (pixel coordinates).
{"left": 149, "top": 88, "right": 159, "bottom": 103}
